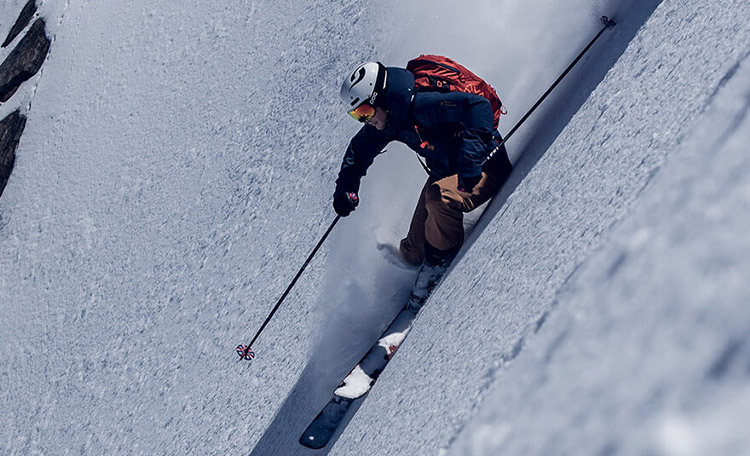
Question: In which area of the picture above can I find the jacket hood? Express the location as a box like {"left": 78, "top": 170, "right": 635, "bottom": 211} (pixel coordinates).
{"left": 380, "top": 67, "right": 415, "bottom": 130}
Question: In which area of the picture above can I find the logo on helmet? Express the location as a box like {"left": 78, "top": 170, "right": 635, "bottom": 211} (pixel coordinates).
{"left": 350, "top": 67, "right": 366, "bottom": 87}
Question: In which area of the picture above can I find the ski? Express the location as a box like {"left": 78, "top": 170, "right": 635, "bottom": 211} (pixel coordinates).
{"left": 298, "top": 263, "right": 447, "bottom": 449}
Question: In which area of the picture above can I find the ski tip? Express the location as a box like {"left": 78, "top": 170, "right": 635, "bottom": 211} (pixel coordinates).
{"left": 299, "top": 434, "right": 327, "bottom": 450}
{"left": 601, "top": 16, "right": 617, "bottom": 29}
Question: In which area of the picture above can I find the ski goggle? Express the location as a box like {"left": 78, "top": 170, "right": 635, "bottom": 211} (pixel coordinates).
{"left": 347, "top": 103, "right": 376, "bottom": 122}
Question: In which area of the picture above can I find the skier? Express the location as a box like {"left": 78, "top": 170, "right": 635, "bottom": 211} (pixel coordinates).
{"left": 334, "top": 61, "right": 513, "bottom": 267}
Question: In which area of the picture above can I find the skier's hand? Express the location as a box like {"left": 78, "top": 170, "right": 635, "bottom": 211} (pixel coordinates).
{"left": 457, "top": 174, "right": 481, "bottom": 193}
{"left": 333, "top": 191, "right": 359, "bottom": 217}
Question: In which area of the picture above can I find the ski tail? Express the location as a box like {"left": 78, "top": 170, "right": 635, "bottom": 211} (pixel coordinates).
{"left": 299, "top": 395, "right": 354, "bottom": 449}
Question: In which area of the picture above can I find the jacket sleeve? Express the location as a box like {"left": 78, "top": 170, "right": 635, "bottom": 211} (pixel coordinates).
{"left": 335, "top": 125, "right": 390, "bottom": 194}
{"left": 415, "top": 92, "right": 494, "bottom": 181}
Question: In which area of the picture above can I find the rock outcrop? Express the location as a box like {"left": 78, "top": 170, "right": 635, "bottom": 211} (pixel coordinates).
{"left": 2, "top": 0, "right": 38, "bottom": 48}
{"left": 0, "top": 18, "right": 50, "bottom": 103}
{"left": 0, "top": 110, "right": 26, "bottom": 197}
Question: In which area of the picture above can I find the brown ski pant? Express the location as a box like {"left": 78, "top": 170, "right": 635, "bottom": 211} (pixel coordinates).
{"left": 399, "top": 172, "right": 502, "bottom": 266}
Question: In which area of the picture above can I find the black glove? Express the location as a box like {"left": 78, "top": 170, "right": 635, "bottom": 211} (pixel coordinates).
{"left": 457, "top": 174, "right": 482, "bottom": 193}
{"left": 333, "top": 191, "right": 359, "bottom": 217}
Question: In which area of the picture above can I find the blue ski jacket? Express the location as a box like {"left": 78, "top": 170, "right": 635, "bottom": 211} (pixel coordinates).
{"left": 335, "top": 67, "right": 498, "bottom": 194}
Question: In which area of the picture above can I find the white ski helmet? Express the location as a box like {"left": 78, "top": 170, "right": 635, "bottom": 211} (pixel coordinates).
{"left": 340, "top": 62, "right": 387, "bottom": 110}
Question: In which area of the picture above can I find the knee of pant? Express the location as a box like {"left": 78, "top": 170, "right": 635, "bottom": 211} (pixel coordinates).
{"left": 424, "top": 183, "right": 444, "bottom": 209}
{"left": 425, "top": 182, "right": 463, "bottom": 212}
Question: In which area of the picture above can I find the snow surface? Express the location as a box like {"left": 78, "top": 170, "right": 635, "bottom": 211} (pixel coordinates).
{"left": 1, "top": 0, "right": 749, "bottom": 455}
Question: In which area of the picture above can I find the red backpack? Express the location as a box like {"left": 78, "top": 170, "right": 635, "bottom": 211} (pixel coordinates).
{"left": 406, "top": 55, "right": 506, "bottom": 129}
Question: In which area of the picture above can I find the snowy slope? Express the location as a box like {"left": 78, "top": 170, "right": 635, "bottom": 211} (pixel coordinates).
{"left": 446, "top": 50, "right": 750, "bottom": 456}
{"left": 1, "top": 0, "right": 749, "bottom": 455}
{"left": 1, "top": 1, "right": 386, "bottom": 454}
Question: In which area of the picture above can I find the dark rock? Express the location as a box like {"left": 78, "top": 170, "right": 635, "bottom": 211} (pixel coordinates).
{"left": 0, "top": 110, "right": 27, "bottom": 198}
{"left": 0, "top": 17, "right": 50, "bottom": 103}
{"left": 2, "top": 0, "right": 38, "bottom": 48}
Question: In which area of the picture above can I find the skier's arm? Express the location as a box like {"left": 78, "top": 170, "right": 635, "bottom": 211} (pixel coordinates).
{"left": 335, "top": 125, "right": 390, "bottom": 194}
{"left": 416, "top": 92, "right": 494, "bottom": 189}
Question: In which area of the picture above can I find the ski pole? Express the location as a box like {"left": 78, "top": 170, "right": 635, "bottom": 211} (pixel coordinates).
{"left": 238, "top": 194, "right": 359, "bottom": 361}
{"left": 237, "top": 215, "right": 341, "bottom": 361}
{"left": 483, "top": 16, "right": 616, "bottom": 165}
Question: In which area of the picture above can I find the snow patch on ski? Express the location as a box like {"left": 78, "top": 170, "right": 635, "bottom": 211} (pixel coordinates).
{"left": 378, "top": 328, "right": 411, "bottom": 358}
{"left": 335, "top": 366, "right": 374, "bottom": 399}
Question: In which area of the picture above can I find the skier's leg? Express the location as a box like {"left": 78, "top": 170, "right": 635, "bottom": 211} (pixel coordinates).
{"left": 423, "top": 172, "right": 502, "bottom": 263}
{"left": 424, "top": 175, "right": 466, "bottom": 251}
{"left": 399, "top": 179, "right": 431, "bottom": 266}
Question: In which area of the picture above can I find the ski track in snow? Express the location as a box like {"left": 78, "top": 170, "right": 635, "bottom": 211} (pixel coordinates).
{"left": 2, "top": 0, "right": 750, "bottom": 455}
